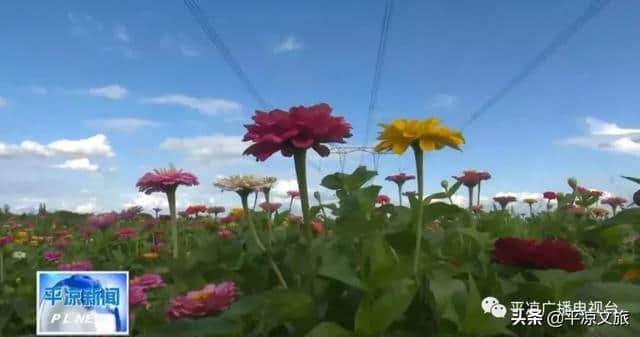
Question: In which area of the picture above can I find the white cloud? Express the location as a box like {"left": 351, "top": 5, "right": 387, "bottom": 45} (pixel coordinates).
{"left": 272, "top": 179, "right": 299, "bottom": 198}
{"left": 74, "top": 200, "right": 97, "bottom": 213}
{"left": 85, "top": 118, "right": 160, "bottom": 132}
{"left": 160, "top": 134, "right": 247, "bottom": 163}
{"left": 144, "top": 94, "right": 241, "bottom": 115}
{"left": 561, "top": 117, "right": 640, "bottom": 156}
{"left": 429, "top": 94, "right": 459, "bottom": 109}
{"left": 0, "top": 134, "right": 114, "bottom": 158}
{"left": 67, "top": 11, "right": 102, "bottom": 37}
{"left": 274, "top": 36, "right": 303, "bottom": 53}
{"left": 124, "top": 193, "right": 169, "bottom": 210}
{"left": 87, "top": 85, "right": 129, "bottom": 99}
{"left": 113, "top": 24, "right": 130, "bottom": 43}
{"left": 51, "top": 158, "right": 99, "bottom": 171}
{"left": 0, "top": 97, "right": 6, "bottom": 109}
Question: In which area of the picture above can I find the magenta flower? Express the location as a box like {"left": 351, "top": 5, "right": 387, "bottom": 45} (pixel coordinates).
{"left": 0, "top": 236, "right": 14, "bottom": 246}
{"left": 207, "top": 206, "right": 225, "bottom": 215}
{"left": 59, "top": 260, "right": 93, "bottom": 271}
{"left": 376, "top": 194, "right": 391, "bottom": 205}
{"left": 136, "top": 166, "right": 199, "bottom": 195}
{"left": 130, "top": 286, "right": 148, "bottom": 308}
{"left": 242, "top": 103, "right": 352, "bottom": 161}
{"left": 259, "top": 201, "right": 282, "bottom": 213}
{"left": 602, "top": 196, "right": 628, "bottom": 215}
{"left": 136, "top": 165, "right": 199, "bottom": 259}
{"left": 166, "top": 282, "right": 237, "bottom": 321}
{"left": 494, "top": 195, "right": 517, "bottom": 211}
{"left": 131, "top": 273, "right": 166, "bottom": 290}
{"left": 42, "top": 251, "right": 63, "bottom": 264}
{"left": 88, "top": 212, "right": 120, "bottom": 231}
{"left": 385, "top": 173, "right": 416, "bottom": 184}
{"left": 287, "top": 190, "right": 300, "bottom": 198}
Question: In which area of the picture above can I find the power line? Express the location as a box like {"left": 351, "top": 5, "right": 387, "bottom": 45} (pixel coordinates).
{"left": 363, "top": 0, "right": 394, "bottom": 147}
{"left": 461, "top": 0, "right": 611, "bottom": 129}
{"left": 184, "top": 0, "right": 269, "bottom": 109}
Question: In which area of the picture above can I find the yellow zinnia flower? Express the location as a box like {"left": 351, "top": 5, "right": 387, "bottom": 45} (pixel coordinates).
{"left": 374, "top": 118, "right": 465, "bottom": 154}
{"left": 231, "top": 208, "right": 245, "bottom": 218}
{"left": 143, "top": 252, "right": 159, "bottom": 259}
{"left": 16, "top": 231, "right": 28, "bottom": 239}
{"left": 523, "top": 198, "right": 538, "bottom": 205}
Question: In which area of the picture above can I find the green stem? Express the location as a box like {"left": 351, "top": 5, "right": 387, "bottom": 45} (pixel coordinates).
{"left": 468, "top": 187, "right": 474, "bottom": 210}
{"left": 0, "top": 251, "right": 4, "bottom": 283}
{"left": 167, "top": 189, "right": 178, "bottom": 259}
{"left": 294, "top": 150, "right": 312, "bottom": 242}
{"left": 477, "top": 182, "right": 482, "bottom": 206}
{"left": 397, "top": 184, "right": 403, "bottom": 206}
{"left": 288, "top": 197, "right": 294, "bottom": 212}
{"left": 264, "top": 191, "right": 273, "bottom": 250}
{"left": 241, "top": 195, "right": 266, "bottom": 252}
{"left": 412, "top": 144, "right": 425, "bottom": 279}
{"left": 241, "top": 194, "right": 287, "bottom": 288}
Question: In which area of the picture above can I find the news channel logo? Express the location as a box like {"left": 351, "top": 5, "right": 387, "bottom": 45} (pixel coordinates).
{"left": 36, "top": 271, "right": 129, "bottom": 336}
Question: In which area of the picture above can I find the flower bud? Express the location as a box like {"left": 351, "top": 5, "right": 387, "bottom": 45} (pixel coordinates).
{"left": 568, "top": 177, "right": 578, "bottom": 189}
{"left": 441, "top": 180, "right": 449, "bottom": 189}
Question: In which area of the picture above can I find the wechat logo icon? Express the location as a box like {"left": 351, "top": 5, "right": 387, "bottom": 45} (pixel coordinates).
{"left": 481, "top": 296, "right": 507, "bottom": 318}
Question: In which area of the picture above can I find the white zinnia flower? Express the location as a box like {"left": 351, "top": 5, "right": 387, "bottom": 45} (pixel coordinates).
{"left": 12, "top": 251, "right": 27, "bottom": 259}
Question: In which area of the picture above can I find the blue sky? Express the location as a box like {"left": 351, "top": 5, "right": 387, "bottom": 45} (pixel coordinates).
{"left": 0, "top": 0, "right": 639, "bottom": 214}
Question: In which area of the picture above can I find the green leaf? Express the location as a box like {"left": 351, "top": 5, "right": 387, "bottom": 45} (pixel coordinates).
{"left": 321, "top": 166, "right": 377, "bottom": 192}
{"left": 354, "top": 278, "right": 417, "bottom": 336}
{"left": 304, "top": 322, "right": 353, "bottom": 337}
{"left": 603, "top": 208, "right": 640, "bottom": 225}
{"left": 423, "top": 202, "right": 466, "bottom": 224}
{"left": 221, "top": 295, "right": 260, "bottom": 319}
{"left": 621, "top": 176, "right": 640, "bottom": 185}
{"left": 143, "top": 316, "right": 238, "bottom": 337}
{"left": 430, "top": 277, "right": 467, "bottom": 324}
{"left": 447, "top": 180, "right": 463, "bottom": 196}
{"left": 318, "top": 260, "right": 367, "bottom": 291}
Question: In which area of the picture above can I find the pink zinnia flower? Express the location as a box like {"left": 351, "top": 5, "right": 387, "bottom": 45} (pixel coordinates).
{"left": 217, "top": 228, "right": 233, "bottom": 238}
{"left": 259, "top": 201, "right": 282, "bottom": 213}
{"left": 602, "top": 196, "right": 627, "bottom": 207}
{"left": 207, "top": 206, "right": 225, "bottom": 215}
{"left": 79, "top": 226, "right": 94, "bottom": 237}
{"left": 130, "top": 286, "right": 148, "bottom": 308}
{"left": 59, "top": 260, "right": 93, "bottom": 271}
{"left": 242, "top": 103, "right": 353, "bottom": 161}
{"left": 376, "top": 195, "right": 391, "bottom": 205}
{"left": 543, "top": 191, "right": 557, "bottom": 200}
{"left": 453, "top": 170, "right": 484, "bottom": 188}
{"left": 166, "top": 282, "right": 237, "bottom": 321}
{"left": 42, "top": 251, "right": 63, "bottom": 264}
{"left": 591, "top": 190, "right": 603, "bottom": 198}
{"left": 116, "top": 227, "right": 137, "bottom": 240}
{"left": 385, "top": 173, "right": 416, "bottom": 185}
{"left": 0, "top": 236, "right": 14, "bottom": 246}
{"left": 88, "top": 212, "right": 120, "bottom": 231}
{"left": 219, "top": 215, "right": 235, "bottom": 224}
{"left": 131, "top": 273, "right": 166, "bottom": 290}
{"left": 286, "top": 190, "right": 300, "bottom": 198}
{"left": 136, "top": 166, "right": 199, "bottom": 194}
{"left": 311, "top": 220, "right": 325, "bottom": 235}
{"left": 120, "top": 206, "right": 143, "bottom": 220}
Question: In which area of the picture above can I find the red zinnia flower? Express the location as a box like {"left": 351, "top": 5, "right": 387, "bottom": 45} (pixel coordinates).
{"left": 543, "top": 192, "right": 557, "bottom": 200}
{"left": 385, "top": 173, "right": 416, "bottom": 185}
{"left": 130, "top": 286, "right": 148, "bottom": 308}
{"left": 136, "top": 166, "right": 199, "bottom": 194}
{"left": 51, "top": 239, "right": 71, "bottom": 249}
{"left": 493, "top": 195, "right": 517, "bottom": 209}
{"left": 185, "top": 205, "right": 208, "bottom": 217}
{"left": 166, "top": 282, "right": 237, "bottom": 321}
{"left": 116, "top": 227, "right": 137, "bottom": 240}
{"left": 242, "top": 103, "right": 353, "bottom": 161}
{"left": 131, "top": 273, "right": 166, "bottom": 290}
{"left": 311, "top": 220, "right": 325, "bottom": 235}
{"left": 0, "top": 236, "right": 14, "bottom": 246}
{"left": 493, "top": 237, "right": 584, "bottom": 272}
{"left": 376, "top": 195, "right": 391, "bottom": 205}
{"left": 219, "top": 215, "right": 235, "bottom": 224}
{"left": 217, "top": 228, "right": 233, "bottom": 238}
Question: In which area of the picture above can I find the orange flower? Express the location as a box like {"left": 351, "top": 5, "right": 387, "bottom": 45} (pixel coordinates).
{"left": 622, "top": 268, "right": 640, "bottom": 281}
{"left": 143, "top": 252, "right": 159, "bottom": 259}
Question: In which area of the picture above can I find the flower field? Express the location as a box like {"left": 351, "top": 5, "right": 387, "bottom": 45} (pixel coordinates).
{"left": 1, "top": 104, "right": 639, "bottom": 337}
